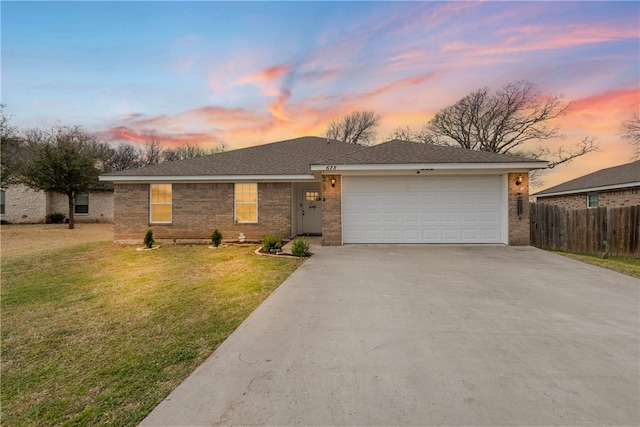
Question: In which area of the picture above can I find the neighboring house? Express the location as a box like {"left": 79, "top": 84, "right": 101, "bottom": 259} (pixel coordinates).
{"left": 0, "top": 183, "right": 114, "bottom": 224}
{"left": 533, "top": 160, "right": 640, "bottom": 209}
{"left": 99, "top": 136, "right": 547, "bottom": 246}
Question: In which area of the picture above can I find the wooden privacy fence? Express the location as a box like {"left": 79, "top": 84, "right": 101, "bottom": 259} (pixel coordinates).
{"left": 530, "top": 203, "right": 640, "bottom": 256}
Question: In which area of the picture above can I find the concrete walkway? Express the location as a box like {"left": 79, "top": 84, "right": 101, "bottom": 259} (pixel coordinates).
{"left": 141, "top": 245, "right": 639, "bottom": 426}
{"left": 280, "top": 235, "right": 322, "bottom": 255}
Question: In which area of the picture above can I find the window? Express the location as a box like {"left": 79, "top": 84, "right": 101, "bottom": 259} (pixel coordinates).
{"left": 305, "top": 191, "right": 320, "bottom": 201}
{"left": 150, "top": 184, "right": 172, "bottom": 223}
{"left": 0, "top": 189, "right": 4, "bottom": 215}
{"left": 587, "top": 193, "right": 599, "bottom": 208}
{"left": 235, "top": 183, "right": 257, "bottom": 223}
{"left": 75, "top": 193, "right": 89, "bottom": 214}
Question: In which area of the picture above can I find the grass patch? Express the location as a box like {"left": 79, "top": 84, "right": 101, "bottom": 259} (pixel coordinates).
{"left": 1, "top": 231, "right": 304, "bottom": 426}
{"left": 550, "top": 251, "right": 640, "bottom": 279}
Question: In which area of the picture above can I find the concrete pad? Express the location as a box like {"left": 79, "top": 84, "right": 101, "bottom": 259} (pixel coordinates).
{"left": 140, "top": 245, "right": 639, "bottom": 426}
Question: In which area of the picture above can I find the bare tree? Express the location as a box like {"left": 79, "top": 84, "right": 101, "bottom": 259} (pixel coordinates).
{"left": 428, "top": 81, "right": 569, "bottom": 152}
{"left": 141, "top": 139, "right": 163, "bottom": 166}
{"left": 212, "top": 141, "right": 227, "bottom": 154}
{"left": 388, "top": 126, "right": 433, "bottom": 144}
{"left": 163, "top": 144, "right": 210, "bottom": 162}
{"left": 108, "top": 143, "right": 143, "bottom": 171}
{"left": 621, "top": 113, "right": 640, "bottom": 159}
{"left": 326, "top": 110, "right": 381, "bottom": 145}
{"left": 425, "top": 81, "right": 598, "bottom": 178}
{"left": 0, "top": 105, "right": 26, "bottom": 187}
{"left": 511, "top": 137, "right": 598, "bottom": 186}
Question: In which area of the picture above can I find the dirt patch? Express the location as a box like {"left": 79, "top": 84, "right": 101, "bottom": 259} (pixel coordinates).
{"left": 1, "top": 223, "right": 114, "bottom": 261}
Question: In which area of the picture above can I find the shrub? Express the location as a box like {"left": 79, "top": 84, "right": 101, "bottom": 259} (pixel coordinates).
{"left": 211, "top": 229, "right": 223, "bottom": 247}
{"left": 262, "top": 234, "right": 282, "bottom": 253}
{"left": 45, "top": 212, "right": 66, "bottom": 224}
{"left": 0, "top": 219, "right": 10, "bottom": 225}
{"left": 143, "top": 229, "right": 154, "bottom": 249}
{"left": 291, "top": 238, "right": 312, "bottom": 257}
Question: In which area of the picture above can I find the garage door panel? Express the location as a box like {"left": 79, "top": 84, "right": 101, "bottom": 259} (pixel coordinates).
{"left": 442, "top": 194, "right": 458, "bottom": 205}
{"left": 403, "top": 211, "right": 420, "bottom": 223}
{"left": 365, "top": 212, "right": 381, "bottom": 224}
{"left": 442, "top": 211, "right": 459, "bottom": 222}
{"left": 461, "top": 229, "right": 479, "bottom": 240}
{"left": 461, "top": 212, "right": 478, "bottom": 222}
{"left": 442, "top": 229, "right": 461, "bottom": 240}
{"left": 342, "top": 175, "right": 503, "bottom": 244}
{"left": 422, "top": 212, "right": 438, "bottom": 222}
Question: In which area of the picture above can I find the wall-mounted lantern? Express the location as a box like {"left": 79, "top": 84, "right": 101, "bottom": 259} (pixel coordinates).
{"left": 515, "top": 175, "right": 524, "bottom": 186}
{"left": 330, "top": 177, "right": 336, "bottom": 188}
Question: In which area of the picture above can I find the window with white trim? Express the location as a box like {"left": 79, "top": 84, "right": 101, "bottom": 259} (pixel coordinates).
{"left": 150, "top": 184, "right": 172, "bottom": 223}
{"left": 587, "top": 193, "right": 598, "bottom": 208}
{"left": 75, "top": 193, "right": 89, "bottom": 214}
{"left": 235, "top": 183, "right": 257, "bottom": 223}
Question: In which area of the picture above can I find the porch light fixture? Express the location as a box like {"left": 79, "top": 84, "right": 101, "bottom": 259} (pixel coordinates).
{"left": 330, "top": 178, "right": 336, "bottom": 188}
{"left": 515, "top": 175, "right": 524, "bottom": 186}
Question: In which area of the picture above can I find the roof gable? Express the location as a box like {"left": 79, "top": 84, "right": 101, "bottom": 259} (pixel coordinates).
{"left": 534, "top": 159, "right": 640, "bottom": 196}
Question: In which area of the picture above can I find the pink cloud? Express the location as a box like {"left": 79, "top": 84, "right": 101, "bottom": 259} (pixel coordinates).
{"left": 236, "top": 63, "right": 291, "bottom": 85}
{"left": 180, "top": 106, "right": 267, "bottom": 126}
{"left": 268, "top": 90, "right": 292, "bottom": 122}
{"left": 107, "top": 126, "right": 221, "bottom": 148}
{"left": 480, "top": 22, "right": 638, "bottom": 56}
{"left": 563, "top": 87, "right": 639, "bottom": 135}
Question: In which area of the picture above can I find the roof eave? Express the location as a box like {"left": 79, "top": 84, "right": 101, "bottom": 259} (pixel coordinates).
{"left": 310, "top": 162, "right": 548, "bottom": 172}
{"left": 533, "top": 181, "right": 640, "bottom": 197}
{"left": 99, "top": 174, "right": 316, "bottom": 183}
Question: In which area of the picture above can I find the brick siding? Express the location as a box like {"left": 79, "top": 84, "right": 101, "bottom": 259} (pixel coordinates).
{"left": 113, "top": 182, "right": 292, "bottom": 243}
{"left": 1, "top": 184, "right": 47, "bottom": 223}
{"left": 48, "top": 191, "right": 113, "bottom": 223}
{"left": 321, "top": 175, "right": 342, "bottom": 246}
{"left": 536, "top": 188, "right": 640, "bottom": 210}
{"left": 508, "top": 173, "right": 530, "bottom": 246}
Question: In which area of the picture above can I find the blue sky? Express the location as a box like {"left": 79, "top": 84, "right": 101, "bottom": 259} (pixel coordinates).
{"left": 2, "top": 1, "right": 639, "bottom": 189}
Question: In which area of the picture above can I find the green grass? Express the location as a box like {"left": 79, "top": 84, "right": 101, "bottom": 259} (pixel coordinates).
{"left": 1, "top": 242, "right": 304, "bottom": 426}
{"left": 551, "top": 251, "right": 640, "bottom": 279}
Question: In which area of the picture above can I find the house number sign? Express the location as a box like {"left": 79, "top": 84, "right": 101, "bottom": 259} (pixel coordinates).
{"left": 325, "top": 165, "right": 337, "bottom": 170}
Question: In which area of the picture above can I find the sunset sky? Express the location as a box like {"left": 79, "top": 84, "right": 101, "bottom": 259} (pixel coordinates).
{"left": 2, "top": 1, "right": 638, "bottom": 190}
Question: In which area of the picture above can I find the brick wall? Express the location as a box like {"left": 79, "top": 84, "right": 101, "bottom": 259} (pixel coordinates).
{"left": 536, "top": 188, "right": 640, "bottom": 210}
{"left": 48, "top": 191, "right": 113, "bottom": 223}
{"left": 1, "top": 184, "right": 47, "bottom": 223}
{"left": 113, "top": 182, "right": 292, "bottom": 243}
{"left": 114, "top": 183, "right": 150, "bottom": 241}
{"left": 508, "top": 173, "right": 530, "bottom": 246}
{"left": 321, "top": 175, "right": 342, "bottom": 246}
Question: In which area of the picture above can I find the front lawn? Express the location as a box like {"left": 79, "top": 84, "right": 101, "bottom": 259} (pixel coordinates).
{"left": 1, "top": 225, "right": 304, "bottom": 425}
{"left": 551, "top": 251, "right": 640, "bottom": 279}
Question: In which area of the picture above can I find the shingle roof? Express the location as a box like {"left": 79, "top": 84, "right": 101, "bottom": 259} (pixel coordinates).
{"left": 534, "top": 160, "right": 640, "bottom": 196}
{"left": 316, "top": 139, "right": 545, "bottom": 165}
{"left": 103, "top": 136, "right": 365, "bottom": 177}
{"left": 102, "top": 137, "right": 546, "bottom": 180}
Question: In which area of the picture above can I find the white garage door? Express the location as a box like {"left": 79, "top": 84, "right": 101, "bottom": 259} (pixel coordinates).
{"left": 342, "top": 175, "right": 503, "bottom": 244}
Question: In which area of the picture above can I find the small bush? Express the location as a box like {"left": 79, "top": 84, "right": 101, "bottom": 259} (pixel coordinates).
{"left": 46, "top": 212, "right": 66, "bottom": 224}
{"left": 291, "top": 238, "right": 312, "bottom": 257}
{"left": 211, "top": 229, "right": 223, "bottom": 247}
{"left": 143, "top": 229, "right": 154, "bottom": 248}
{"left": 1, "top": 219, "right": 10, "bottom": 225}
{"left": 262, "top": 234, "right": 282, "bottom": 253}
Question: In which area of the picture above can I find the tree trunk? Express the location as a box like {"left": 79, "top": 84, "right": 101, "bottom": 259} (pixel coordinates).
{"left": 67, "top": 193, "right": 75, "bottom": 229}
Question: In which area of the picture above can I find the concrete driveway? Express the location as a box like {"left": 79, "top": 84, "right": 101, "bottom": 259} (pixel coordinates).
{"left": 141, "top": 245, "right": 639, "bottom": 426}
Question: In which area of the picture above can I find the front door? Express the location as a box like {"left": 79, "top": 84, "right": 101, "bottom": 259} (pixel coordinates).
{"left": 301, "top": 189, "right": 322, "bottom": 235}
